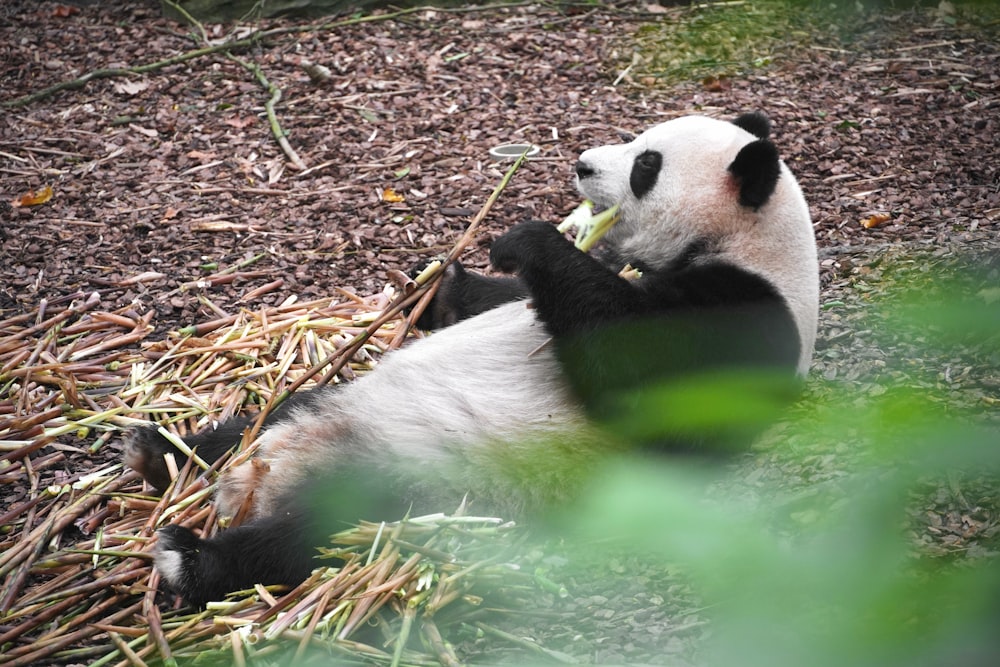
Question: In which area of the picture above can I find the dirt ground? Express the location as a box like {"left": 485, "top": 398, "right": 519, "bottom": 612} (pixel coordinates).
{"left": 2, "top": 1, "right": 996, "bottom": 321}
{"left": 1, "top": 0, "right": 999, "bottom": 664}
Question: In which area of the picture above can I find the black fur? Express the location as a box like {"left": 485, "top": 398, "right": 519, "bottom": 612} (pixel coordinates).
{"left": 156, "top": 511, "right": 315, "bottom": 605}
{"left": 629, "top": 150, "right": 662, "bottom": 199}
{"left": 575, "top": 160, "right": 595, "bottom": 180}
{"left": 727, "top": 139, "right": 781, "bottom": 209}
{"left": 732, "top": 111, "right": 771, "bottom": 139}
{"left": 414, "top": 262, "right": 528, "bottom": 330}
{"left": 152, "top": 463, "right": 422, "bottom": 605}
{"left": 490, "top": 221, "right": 799, "bottom": 426}
{"left": 125, "top": 388, "right": 341, "bottom": 494}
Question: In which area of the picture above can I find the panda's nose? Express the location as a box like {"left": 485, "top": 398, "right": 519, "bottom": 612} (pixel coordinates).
{"left": 575, "top": 160, "right": 595, "bottom": 179}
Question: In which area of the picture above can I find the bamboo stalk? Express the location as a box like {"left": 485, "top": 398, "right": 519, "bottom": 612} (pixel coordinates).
{"left": 390, "top": 602, "right": 418, "bottom": 667}
{"left": 146, "top": 601, "right": 175, "bottom": 667}
{"left": 21, "top": 569, "right": 142, "bottom": 607}
{"left": 0, "top": 146, "right": 542, "bottom": 664}
{"left": 0, "top": 474, "right": 134, "bottom": 577}
{"left": 0, "top": 590, "right": 86, "bottom": 641}
{"left": 421, "top": 617, "right": 463, "bottom": 667}
{"left": 0, "top": 493, "right": 48, "bottom": 533}
{"left": 254, "top": 568, "right": 330, "bottom": 626}
{"left": 108, "top": 631, "right": 150, "bottom": 667}
{"left": 3, "top": 601, "right": 142, "bottom": 666}
{"left": 0, "top": 292, "right": 100, "bottom": 354}
{"left": 292, "top": 583, "right": 334, "bottom": 662}
{"left": 473, "top": 621, "right": 578, "bottom": 663}
{"left": 0, "top": 517, "right": 55, "bottom": 613}
{"left": 229, "top": 629, "right": 247, "bottom": 667}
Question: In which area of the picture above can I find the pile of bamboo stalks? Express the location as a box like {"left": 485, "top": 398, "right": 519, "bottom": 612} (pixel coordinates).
{"left": 0, "top": 284, "right": 552, "bottom": 667}
{"left": 1, "top": 156, "right": 570, "bottom": 666}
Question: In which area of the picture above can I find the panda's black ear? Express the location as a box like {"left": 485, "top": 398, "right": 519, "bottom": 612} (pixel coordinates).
{"left": 728, "top": 139, "right": 780, "bottom": 210}
{"left": 732, "top": 112, "right": 771, "bottom": 139}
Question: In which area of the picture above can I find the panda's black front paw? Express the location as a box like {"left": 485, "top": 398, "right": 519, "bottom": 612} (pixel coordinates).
{"left": 154, "top": 525, "right": 210, "bottom": 605}
{"left": 490, "top": 221, "right": 564, "bottom": 274}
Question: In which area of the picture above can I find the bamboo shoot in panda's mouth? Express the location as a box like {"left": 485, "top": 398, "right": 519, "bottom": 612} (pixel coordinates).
{"left": 557, "top": 200, "right": 622, "bottom": 252}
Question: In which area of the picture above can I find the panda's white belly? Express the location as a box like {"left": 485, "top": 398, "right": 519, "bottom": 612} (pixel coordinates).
{"left": 348, "top": 301, "right": 584, "bottom": 458}
{"left": 217, "top": 301, "right": 595, "bottom": 518}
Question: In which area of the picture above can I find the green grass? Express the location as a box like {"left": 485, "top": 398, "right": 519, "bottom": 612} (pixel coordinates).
{"left": 625, "top": 0, "right": 837, "bottom": 85}
{"left": 623, "top": 0, "right": 999, "bottom": 86}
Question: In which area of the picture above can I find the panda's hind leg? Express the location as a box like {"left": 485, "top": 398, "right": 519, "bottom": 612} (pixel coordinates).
{"left": 154, "top": 463, "right": 414, "bottom": 606}
{"left": 154, "top": 504, "right": 316, "bottom": 606}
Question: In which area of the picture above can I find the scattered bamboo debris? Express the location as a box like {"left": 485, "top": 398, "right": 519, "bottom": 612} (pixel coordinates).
{"left": 0, "top": 289, "right": 397, "bottom": 454}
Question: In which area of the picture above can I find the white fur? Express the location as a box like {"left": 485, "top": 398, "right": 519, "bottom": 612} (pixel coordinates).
{"left": 576, "top": 115, "right": 818, "bottom": 374}
{"left": 154, "top": 545, "right": 184, "bottom": 587}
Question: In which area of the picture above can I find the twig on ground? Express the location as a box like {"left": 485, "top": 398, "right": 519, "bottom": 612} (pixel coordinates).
{"left": 227, "top": 53, "right": 308, "bottom": 171}
{"left": 1, "top": 2, "right": 532, "bottom": 109}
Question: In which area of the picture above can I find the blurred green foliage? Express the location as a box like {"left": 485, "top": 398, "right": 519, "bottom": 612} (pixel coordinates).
{"left": 564, "top": 265, "right": 999, "bottom": 666}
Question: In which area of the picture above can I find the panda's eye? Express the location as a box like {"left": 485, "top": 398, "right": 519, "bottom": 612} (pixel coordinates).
{"left": 630, "top": 150, "right": 662, "bottom": 199}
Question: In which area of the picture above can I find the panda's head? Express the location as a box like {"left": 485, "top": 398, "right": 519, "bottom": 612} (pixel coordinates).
{"left": 575, "top": 112, "right": 819, "bottom": 373}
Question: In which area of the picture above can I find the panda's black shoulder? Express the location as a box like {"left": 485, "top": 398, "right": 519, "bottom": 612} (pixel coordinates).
{"left": 641, "top": 254, "right": 787, "bottom": 311}
{"left": 672, "top": 262, "right": 783, "bottom": 306}
{"left": 637, "top": 259, "right": 802, "bottom": 368}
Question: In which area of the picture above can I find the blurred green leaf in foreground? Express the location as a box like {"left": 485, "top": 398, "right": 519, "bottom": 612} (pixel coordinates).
{"left": 564, "top": 264, "right": 1000, "bottom": 667}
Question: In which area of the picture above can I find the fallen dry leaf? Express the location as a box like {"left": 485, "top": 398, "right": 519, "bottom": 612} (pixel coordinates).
{"left": 224, "top": 116, "right": 255, "bottom": 129}
{"left": 702, "top": 76, "right": 731, "bottom": 92}
{"left": 50, "top": 5, "right": 80, "bottom": 17}
{"left": 186, "top": 150, "right": 219, "bottom": 162}
{"left": 382, "top": 187, "right": 405, "bottom": 203}
{"left": 113, "top": 79, "right": 150, "bottom": 96}
{"left": 12, "top": 185, "right": 53, "bottom": 207}
{"left": 861, "top": 213, "right": 892, "bottom": 229}
{"left": 129, "top": 123, "right": 158, "bottom": 138}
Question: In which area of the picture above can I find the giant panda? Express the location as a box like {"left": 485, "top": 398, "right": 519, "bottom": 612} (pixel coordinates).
{"left": 124, "top": 112, "right": 819, "bottom": 605}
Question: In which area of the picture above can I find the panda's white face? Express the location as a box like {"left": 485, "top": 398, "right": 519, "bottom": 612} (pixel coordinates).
{"left": 576, "top": 116, "right": 766, "bottom": 269}
{"left": 575, "top": 114, "right": 819, "bottom": 374}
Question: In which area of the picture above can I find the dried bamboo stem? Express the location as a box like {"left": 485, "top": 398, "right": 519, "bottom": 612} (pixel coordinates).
{"left": 0, "top": 517, "right": 54, "bottom": 613}
{"left": 108, "top": 631, "right": 150, "bottom": 667}
{"left": 421, "top": 617, "right": 463, "bottom": 667}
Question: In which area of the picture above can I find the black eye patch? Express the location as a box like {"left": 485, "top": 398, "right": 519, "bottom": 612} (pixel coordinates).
{"left": 629, "top": 150, "right": 662, "bottom": 199}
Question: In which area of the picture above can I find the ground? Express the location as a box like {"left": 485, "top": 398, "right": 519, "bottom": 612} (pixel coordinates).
{"left": 1, "top": 0, "right": 999, "bottom": 665}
